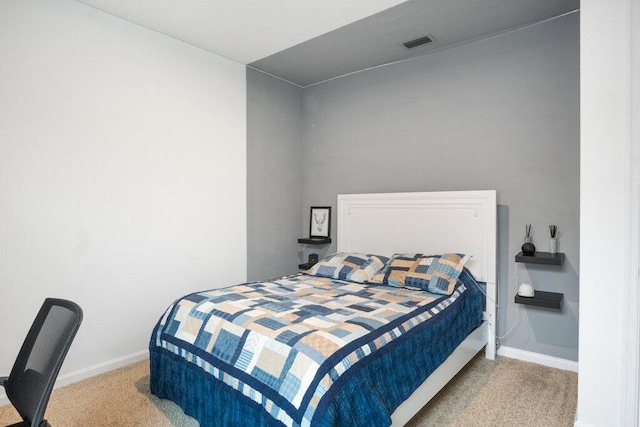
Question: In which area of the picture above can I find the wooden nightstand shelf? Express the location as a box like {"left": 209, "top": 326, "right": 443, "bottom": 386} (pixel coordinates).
{"left": 514, "top": 251, "right": 565, "bottom": 310}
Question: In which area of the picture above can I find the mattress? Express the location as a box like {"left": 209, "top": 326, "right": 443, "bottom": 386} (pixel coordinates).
{"left": 149, "top": 270, "right": 483, "bottom": 427}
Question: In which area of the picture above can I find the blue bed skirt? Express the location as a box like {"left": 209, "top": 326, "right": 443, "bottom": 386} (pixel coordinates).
{"left": 150, "top": 281, "right": 483, "bottom": 427}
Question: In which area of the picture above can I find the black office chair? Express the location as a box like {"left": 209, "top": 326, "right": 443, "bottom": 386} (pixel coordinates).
{"left": 1, "top": 298, "right": 83, "bottom": 427}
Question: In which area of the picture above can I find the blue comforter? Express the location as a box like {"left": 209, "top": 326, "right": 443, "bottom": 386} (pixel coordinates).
{"left": 150, "top": 271, "right": 482, "bottom": 426}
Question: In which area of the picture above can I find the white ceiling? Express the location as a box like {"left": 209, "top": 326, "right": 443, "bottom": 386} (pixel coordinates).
{"left": 74, "top": 0, "right": 579, "bottom": 87}
{"left": 74, "top": 0, "right": 408, "bottom": 64}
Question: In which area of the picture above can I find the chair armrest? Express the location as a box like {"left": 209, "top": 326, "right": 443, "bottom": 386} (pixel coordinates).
{"left": 0, "top": 376, "right": 8, "bottom": 389}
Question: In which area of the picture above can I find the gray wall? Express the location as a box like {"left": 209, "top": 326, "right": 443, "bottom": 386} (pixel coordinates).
{"left": 247, "top": 68, "right": 303, "bottom": 280}
{"left": 301, "top": 13, "right": 579, "bottom": 360}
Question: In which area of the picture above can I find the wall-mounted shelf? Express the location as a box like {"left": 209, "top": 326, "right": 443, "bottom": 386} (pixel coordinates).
{"left": 515, "top": 291, "right": 563, "bottom": 310}
{"left": 514, "top": 250, "right": 565, "bottom": 310}
{"left": 298, "top": 262, "right": 315, "bottom": 270}
{"left": 298, "top": 237, "right": 331, "bottom": 245}
{"left": 297, "top": 238, "right": 329, "bottom": 270}
{"left": 515, "top": 251, "right": 564, "bottom": 266}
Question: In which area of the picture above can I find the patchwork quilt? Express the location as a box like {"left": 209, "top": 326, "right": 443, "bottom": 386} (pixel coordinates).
{"left": 150, "top": 273, "right": 482, "bottom": 427}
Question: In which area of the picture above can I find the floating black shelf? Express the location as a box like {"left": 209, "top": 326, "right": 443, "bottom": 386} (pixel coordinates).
{"left": 515, "top": 251, "right": 564, "bottom": 266}
{"left": 298, "top": 262, "right": 315, "bottom": 270}
{"left": 298, "top": 237, "right": 331, "bottom": 245}
{"left": 515, "top": 290, "right": 563, "bottom": 310}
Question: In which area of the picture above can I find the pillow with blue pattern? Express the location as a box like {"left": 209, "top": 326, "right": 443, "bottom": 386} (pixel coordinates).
{"left": 370, "top": 253, "right": 470, "bottom": 295}
{"left": 305, "top": 252, "right": 389, "bottom": 283}
{"left": 369, "top": 253, "right": 423, "bottom": 288}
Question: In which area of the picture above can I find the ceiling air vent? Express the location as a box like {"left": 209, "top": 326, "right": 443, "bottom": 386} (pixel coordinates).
{"left": 403, "top": 35, "right": 433, "bottom": 49}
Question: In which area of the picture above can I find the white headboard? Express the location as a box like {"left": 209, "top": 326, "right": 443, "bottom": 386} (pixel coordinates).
{"left": 337, "top": 190, "right": 497, "bottom": 284}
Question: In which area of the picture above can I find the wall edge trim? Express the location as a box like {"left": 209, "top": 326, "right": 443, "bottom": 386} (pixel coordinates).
{"left": 497, "top": 346, "right": 578, "bottom": 372}
{"left": 0, "top": 349, "right": 149, "bottom": 407}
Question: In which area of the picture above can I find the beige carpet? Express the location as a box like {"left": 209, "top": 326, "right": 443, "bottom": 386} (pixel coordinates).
{"left": 408, "top": 356, "right": 578, "bottom": 427}
{"left": 0, "top": 355, "right": 577, "bottom": 426}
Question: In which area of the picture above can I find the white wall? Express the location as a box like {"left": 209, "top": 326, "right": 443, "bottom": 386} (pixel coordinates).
{"left": 577, "top": 0, "right": 634, "bottom": 426}
{"left": 0, "top": 0, "right": 246, "bottom": 387}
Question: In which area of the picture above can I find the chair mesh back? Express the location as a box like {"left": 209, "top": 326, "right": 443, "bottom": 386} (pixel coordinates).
{"left": 6, "top": 299, "right": 82, "bottom": 425}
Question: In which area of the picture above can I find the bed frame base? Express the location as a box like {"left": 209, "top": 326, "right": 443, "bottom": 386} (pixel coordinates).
{"left": 390, "top": 321, "right": 489, "bottom": 426}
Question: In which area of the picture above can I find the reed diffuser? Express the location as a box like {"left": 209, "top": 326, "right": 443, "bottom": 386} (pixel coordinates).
{"left": 549, "top": 225, "right": 558, "bottom": 254}
{"left": 522, "top": 224, "right": 536, "bottom": 255}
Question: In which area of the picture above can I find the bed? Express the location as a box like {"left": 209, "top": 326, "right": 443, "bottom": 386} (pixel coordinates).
{"left": 149, "top": 190, "right": 497, "bottom": 426}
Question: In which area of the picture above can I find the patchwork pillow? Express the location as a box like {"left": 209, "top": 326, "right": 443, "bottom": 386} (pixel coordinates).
{"left": 371, "top": 253, "right": 470, "bottom": 295}
{"left": 369, "top": 253, "right": 424, "bottom": 288}
{"left": 305, "top": 252, "right": 389, "bottom": 283}
{"left": 407, "top": 253, "right": 471, "bottom": 295}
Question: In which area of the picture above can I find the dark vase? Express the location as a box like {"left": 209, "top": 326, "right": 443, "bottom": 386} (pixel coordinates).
{"left": 522, "top": 242, "right": 536, "bottom": 256}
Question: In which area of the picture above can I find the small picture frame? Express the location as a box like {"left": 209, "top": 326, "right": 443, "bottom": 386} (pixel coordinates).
{"left": 309, "top": 206, "right": 331, "bottom": 239}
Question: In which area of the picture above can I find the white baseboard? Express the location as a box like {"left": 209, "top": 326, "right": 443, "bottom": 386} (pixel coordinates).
{"left": 1, "top": 347, "right": 578, "bottom": 408}
{"left": 498, "top": 346, "right": 578, "bottom": 372}
{"left": 0, "top": 349, "right": 149, "bottom": 407}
